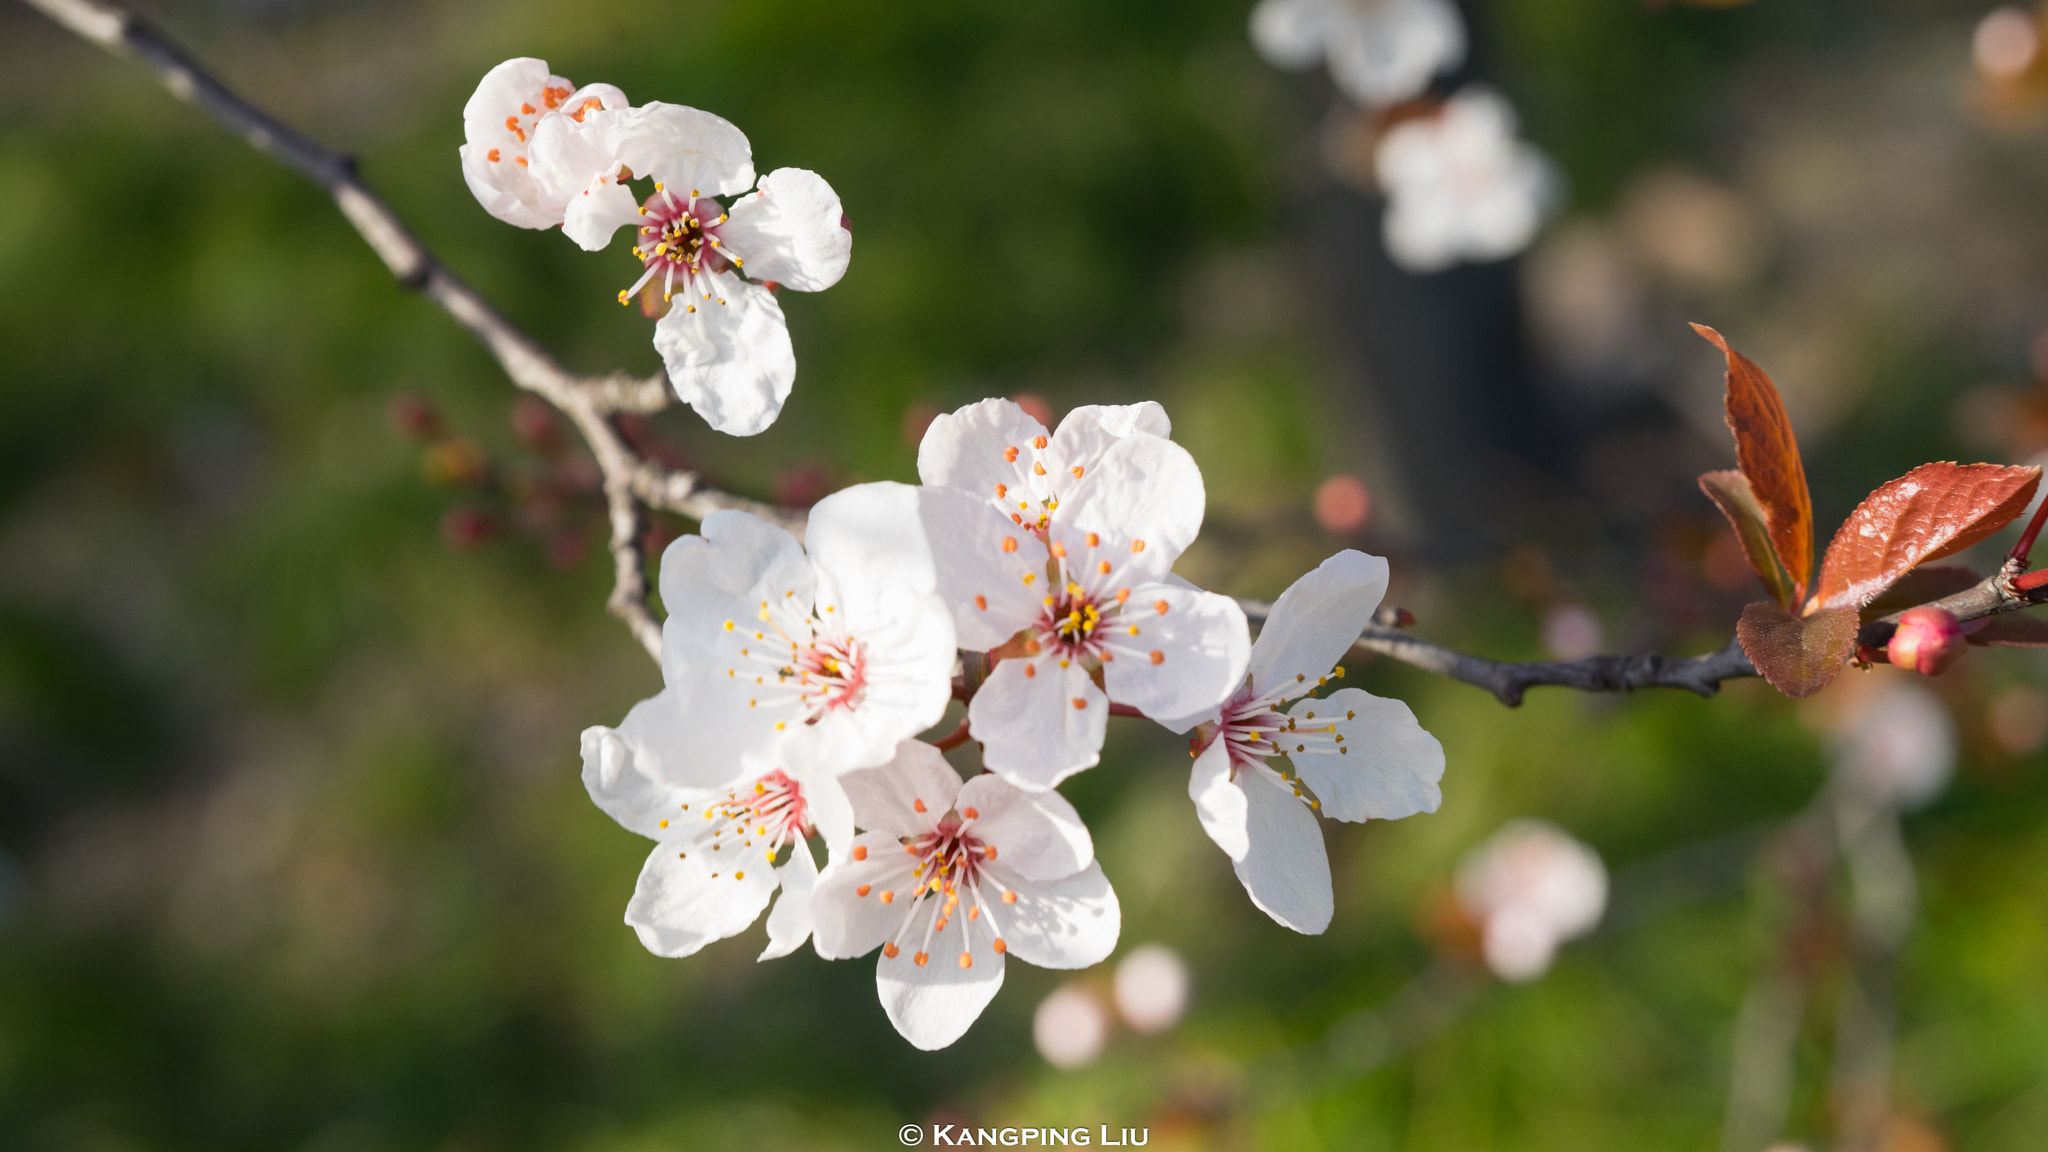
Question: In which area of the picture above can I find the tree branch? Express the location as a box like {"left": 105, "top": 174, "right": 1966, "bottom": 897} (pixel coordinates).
{"left": 29, "top": 0, "right": 2048, "bottom": 701}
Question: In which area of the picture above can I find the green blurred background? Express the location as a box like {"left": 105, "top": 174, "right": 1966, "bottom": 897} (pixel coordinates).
{"left": 6, "top": 0, "right": 2048, "bottom": 1147}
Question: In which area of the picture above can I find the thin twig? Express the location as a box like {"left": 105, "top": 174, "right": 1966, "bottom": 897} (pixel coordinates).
{"left": 29, "top": 0, "right": 2048, "bottom": 697}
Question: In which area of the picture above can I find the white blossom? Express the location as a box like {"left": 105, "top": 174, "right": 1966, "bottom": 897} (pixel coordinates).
{"left": 812, "top": 741, "right": 1121, "bottom": 1050}
{"left": 916, "top": 400, "right": 1250, "bottom": 790}
{"left": 1250, "top": 0, "right": 1466, "bottom": 108}
{"left": 459, "top": 58, "right": 629, "bottom": 232}
{"left": 603, "top": 482, "right": 954, "bottom": 800}
{"left": 1186, "top": 551, "right": 1444, "bottom": 933}
{"left": 580, "top": 726, "right": 834, "bottom": 960}
{"left": 1455, "top": 820, "right": 1607, "bottom": 982}
{"left": 1827, "top": 678, "right": 1956, "bottom": 811}
{"left": 1375, "top": 86, "right": 1559, "bottom": 273}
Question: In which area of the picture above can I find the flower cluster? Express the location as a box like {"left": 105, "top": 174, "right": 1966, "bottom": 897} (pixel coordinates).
{"left": 579, "top": 398, "right": 1448, "bottom": 1048}
{"left": 1248, "top": 0, "right": 1558, "bottom": 272}
{"left": 460, "top": 58, "right": 852, "bottom": 435}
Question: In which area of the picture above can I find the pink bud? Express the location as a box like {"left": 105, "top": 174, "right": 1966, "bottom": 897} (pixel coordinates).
{"left": 1887, "top": 607, "right": 1967, "bottom": 676}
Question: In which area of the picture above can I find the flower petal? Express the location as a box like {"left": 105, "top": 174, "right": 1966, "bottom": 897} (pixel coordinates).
{"left": 580, "top": 722, "right": 708, "bottom": 836}
{"left": 876, "top": 919, "right": 1006, "bottom": 1050}
{"left": 460, "top": 58, "right": 571, "bottom": 228}
{"left": 459, "top": 143, "right": 559, "bottom": 229}
{"left": 956, "top": 773, "right": 1094, "bottom": 881}
{"left": 623, "top": 839, "right": 778, "bottom": 958}
{"left": 838, "top": 740, "right": 963, "bottom": 837}
{"left": 609, "top": 685, "right": 748, "bottom": 791}
{"left": 916, "top": 398, "right": 1051, "bottom": 503}
{"left": 652, "top": 272, "right": 795, "bottom": 436}
{"left": 1231, "top": 768, "right": 1333, "bottom": 934}
{"left": 1047, "top": 402, "right": 1171, "bottom": 483}
{"left": 758, "top": 839, "right": 819, "bottom": 961}
{"left": 1188, "top": 735, "right": 1250, "bottom": 861}
{"left": 917, "top": 487, "right": 1046, "bottom": 650}
{"left": 789, "top": 760, "right": 855, "bottom": 863}
{"left": 807, "top": 481, "right": 938, "bottom": 606}
{"left": 1285, "top": 687, "right": 1444, "bottom": 822}
{"left": 1323, "top": 0, "right": 1465, "bottom": 107}
{"left": 1248, "top": 550, "right": 1388, "bottom": 695}
{"left": 602, "top": 102, "right": 756, "bottom": 199}
{"left": 810, "top": 830, "right": 919, "bottom": 959}
{"left": 1054, "top": 433, "right": 1207, "bottom": 581}
{"left": 1100, "top": 583, "right": 1249, "bottom": 732}
{"left": 969, "top": 656, "right": 1107, "bottom": 791}
{"left": 981, "top": 860, "right": 1120, "bottom": 969}
{"left": 1248, "top": 0, "right": 1331, "bottom": 70}
{"left": 720, "top": 168, "right": 852, "bottom": 292}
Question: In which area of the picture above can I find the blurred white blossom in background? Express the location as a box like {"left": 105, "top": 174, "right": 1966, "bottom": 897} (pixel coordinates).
{"left": 1249, "top": 0, "right": 1465, "bottom": 107}
{"left": 1033, "top": 983, "right": 1111, "bottom": 1069}
{"left": 1455, "top": 820, "right": 1608, "bottom": 983}
{"left": 1826, "top": 678, "right": 1956, "bottom": 812}
{"left": 1112, "top": 944, "right": 1191, "bottom": 1034}
{"left": 1376, "top": 88, "right": 1560, "bottom": 274}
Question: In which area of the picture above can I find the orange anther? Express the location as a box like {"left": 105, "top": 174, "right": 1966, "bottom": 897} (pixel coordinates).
{"left": 486, "top": 148, "right": 501, "bottom": 162}
{"left": 1024, "top": 664, "right": 1037, "bottom": 679}
{"left": 1132, "top": 539, "right": 1147, "bottom": 553}
{"left": 994, "top": 483, "right": 1007, "bottom": 498}
{"left": 1071, "top": 466, "right": 1084, "bottom": 478}
{"left": 1002, "top": 891, "right": 1018, "bottom": 904}
{"left": 520, "top": 102, "right": 536, "bottom": 114}
{"left": 1086, "top": 533, "right": 1100, "bottom": 547}
{"left": 1150, "top": 651, "right": 1165, "bottom": 665}
{"left": 993, "top": 937, "right": 1008, "bottom": 953}
{"left": 1003, "top": 446, "right": 1019, "bottom": 462}
{"left": 1098, "top": 561, "right": 1112, "bottom": 575}
{"left": 963, "top": 807, "right": 979, "bottom": 819}
{"left": 852, "top": 845, "right": 868, "bottom": 861}
{"left": 1002, "top": 537, "right": 1019, "bottom": 553}
{"left": 881, "top": 890, "right": 895, "bottom": 904}
{"left": 984, "top": 845, "right": 998, "bottom": 860}
{"left": 514, "top": 157, "right": 527, "bottom": 167}
{"left": 883, "top": 943, "right": 899, "bottom": 958}
{"left": 1116, "top": 588, "right": 1131, "bottom": 603}
{"left": 975, "top": 594, "right": 987, "bottom": 610}
{"left": 1050, "top": 542, "right": 1066, "bottom": 558}
{"left": 959, "top": 952, "right": 973, "bottom": 969}
{"left": 1032, "top": 435, "right": 1048, "bottom": 450}
{"left": 1033, "top": 462, "right": 1047, "bottom": 476}
{"left": 1155, "top": 599, "right": 1170, "bottom": 614}
{"left": 856, "top": 885, "right": 872, "bottom": 897}
{"left": 914, "top": 799, "right": 927, "bottom": 813}
{"left": 1071, "top": 697, "right": 1086, "bottom": 709}
{"left": 914, "top": 952, "right": 930, "bottom": 967}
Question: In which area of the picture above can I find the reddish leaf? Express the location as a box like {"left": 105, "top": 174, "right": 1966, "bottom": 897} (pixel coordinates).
{"left": 1700, "top": 470, "right": 1799, "bottom": 609}
{"left": 1811, "top": 462, "right": 2041, "bottom": 611}
{"left": 1736, "top": 601, "right": 1859, "bottom": 698}
{"left": 1859, "top": 565, "right": 1982, "bottom": 621}
{"left": 1695, "top": 325, "right": 1813, "bottom": 598}
{"left": 1966, "top": 614, "right": 2048, "bottom": 647}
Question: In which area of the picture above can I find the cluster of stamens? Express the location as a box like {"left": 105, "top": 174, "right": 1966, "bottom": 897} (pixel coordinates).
{"left": 724, "top": 591, "right": 869, "bottom": 724}
{"left": 618, "top": 184, "right": 742, "bottom": 312}
{"left": 853, "top": 805, "right": 1015, "bottom": 971}
{"left": 1208, "top": 668, "right": 1355, "bottom": 810}
{"left": 661, "top": 770, "right": 809, "bottom": 881}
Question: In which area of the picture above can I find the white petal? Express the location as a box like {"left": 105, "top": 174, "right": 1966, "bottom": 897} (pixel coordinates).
{"left": 1100, "top": 584, "right": 1249, "bottom": 732}
{"left": 1188, "top": 736, "right": 1250, "bottom": 861}
{"left": 719, "top": 167, "right": 852, "bottom": 292}
{"left": 810, "top": 831, "right": 920, "bottom": 959}
{"left": 789, "top": 762, "right": 855, "bottom": 862}
{"left": 915, "top": 398, "right": 1050, "bottom": 501}
{"left": 1248, "top": 550, "right": 1389, "bottom": 695}
{"left": 1232, "top": 768, "right": 1333, "bottom": 934}
{"left": 1285, "top": 687, "right": 1444, "bottom": 822}
{"left": 558, "top": 178, "right": 644, "bottom": 251}
{"left": 758, "top": 840, "right": 819, "bottom": 961}
{"left": 624, "top": 840, "right": 778, "bottom": 958}
{"left": 983, "top": 860, "right": 1121, "bottom": 969}
{"left": 1323, "top": 0, "right": 1466, "bottom": 107}
{"left": 916, "top": 487, "right": 1046, "bottom": 650}
{"left": 1054, "top": 434, "right": 1207, "bottom": 581}
{"left": 657, "top": 510, "right": 813, "bottom": 644}
{"left": 1248, "top": 0, "right": 1332, "bottom": 70}
{"left": 603, "top": 102, "right": 756, "bottom": 199}
{"left": 783, "top": 587, "right": 955, "bottom": 773}
{"left": 876, "top": 921, "right": 1006, "bottom": 1050}
{"left": 526, "top": 107, "right": 632, "bottom": 248}
{"left": 580, "top": 722, "right": 717, "bottom": 836}
{"left": 459, "top": 144, "right": 558, "bottom": 229}
{"left": 837, "top": 740, "right": 963, "bottom": 837}
{"left": 653, "top": 273, "right": 795, "bottom": 436}
{"left": 1046, "top": 402, "right": 1172, "bottom": 483}
{"left": 807, "top": 481, "right": 938, "bottom": 606}
{"left": 957, "top": 773, "right": 1094, "bottom": 881}
{"left": 610, "top": 686, "right": 747, "bottom": 791}
{"left": 969, "top": 656, "right": 1106, "bottom": 791}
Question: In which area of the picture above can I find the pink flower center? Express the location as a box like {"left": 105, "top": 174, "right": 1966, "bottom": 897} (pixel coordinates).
{"left": 680, "top": 769, "right": 810, "bottom": 880}
{"left": 725, "top": 595, "right": 872, "bottom": 723}
{"left": 859, "top": 806, "right": 1018, "bottom": 970}
{"left": 1200, "top": 673, "right": 1355, "bottom": 810}
{"left": 617, "top": 185, "right": 738, "bottom": 310}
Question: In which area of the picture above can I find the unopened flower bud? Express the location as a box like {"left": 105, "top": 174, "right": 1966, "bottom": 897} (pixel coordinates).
{"left": 1887, "top": 606, "right": 1966, "bottom": 676}
{"left": 387, "top": 392, "right": 441, "bottom": 441}
{"left": 510, "top": 396, "right": 561, "bottom": 452}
